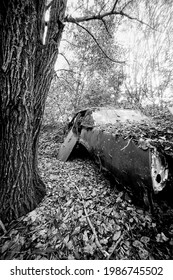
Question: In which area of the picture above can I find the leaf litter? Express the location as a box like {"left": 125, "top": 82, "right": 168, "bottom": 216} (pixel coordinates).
{"left": 0, "top": 124, "right": 173, "bottom": 260}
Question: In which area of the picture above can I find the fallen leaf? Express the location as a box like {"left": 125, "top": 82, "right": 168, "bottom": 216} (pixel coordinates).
{"left": 140, "top": 236, "right": 150, "bottom": 244}
{"left": 100, "top": 238, "right": 108, "bottom": 245}
{"left": 68, "top": 254, "right": 75, "bottom": 260}
{"left": 113, "top": 230, "right": 121, "bottom": 241}
{"left": 63, "top": 234, "right": 70, "bottom": 244}
{"left": 132, "top": 240, "right": 144, "bottom": 249}
{"left": 156, "top": 232, "right": 169, "bottom": 243}
{"left": 138, "top": 248, "right": 149, "bottom": 259}
{"left": 84, "top": 244, "right": 95, "bottom": 255}
{"left": 72, "top": 226, "right": 80, "bottom": 236}
{"left": 78, "top": 209, "right": 83, "bottom": 217}
{"left": 65, "top": 199, "right": 73, "bottom": 207}
{"left": 83, "top": 230, "right": 89, "bottom": 242}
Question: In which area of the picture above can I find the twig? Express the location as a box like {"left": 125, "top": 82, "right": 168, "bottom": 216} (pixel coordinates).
{"left": 119, "top": 11, "right": 156, "bottom": 30}
{"left": 61, "top": 38, "right": 79, "bottom": 48}
{"left": 120, "top": 138, "right": 131, "bottom": 151}
{"left": 58, "top": 53, "right": 71, "bottom": 66}
{"left": 99, "top": 0, "right": 109, "bottom": 14}
{"left": 121, "top": 0, "right": 133, "bottom": 12}
{"left": 75, "top": 185, "right": 109, "bottom": 258}
{"left": 112, "top": 0, "right": 119, "bottom": 12}
{"left": 74, "top": 22, "right": 125, "bottom": 64}
{"left": 101, "top": 18, "right": 111, "bottom": 36}
{"left": 107, "top": 235, "right": 123, "bottom": 260}
{"left": 84, "top": 206, "right": 106, "bottom": 218}
{"left": 0, "top": 219, "right": 7, "bottom": 234}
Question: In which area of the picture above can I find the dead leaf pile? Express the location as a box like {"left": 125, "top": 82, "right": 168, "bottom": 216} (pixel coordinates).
{"left": 97, "top": 110, "right": 173, "bottom": 156}
{"left": 0, "top": 126, "right": 173, "bottom": 260}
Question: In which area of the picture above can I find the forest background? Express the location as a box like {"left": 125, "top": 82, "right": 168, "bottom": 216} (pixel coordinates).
{"left": 44, "top": 0, "right": 173, "bottom": 126}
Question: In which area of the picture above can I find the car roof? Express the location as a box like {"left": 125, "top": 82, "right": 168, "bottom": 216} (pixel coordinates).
{"left": 91, "top": 107, "right": 148, "bottom": 125}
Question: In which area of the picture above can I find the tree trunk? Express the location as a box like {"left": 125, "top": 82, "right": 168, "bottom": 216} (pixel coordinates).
{"left": 0, "top": 0, "right": 67, "bottom": 223}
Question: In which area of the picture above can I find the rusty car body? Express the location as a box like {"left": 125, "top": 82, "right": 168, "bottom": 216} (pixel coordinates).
{"left": 58, "top": 107, "right": 173, "bottom": 211}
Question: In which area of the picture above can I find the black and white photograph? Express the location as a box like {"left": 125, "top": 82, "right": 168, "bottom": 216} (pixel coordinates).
{"left": 0, "top": 0, "right": 173, "bottom": 278}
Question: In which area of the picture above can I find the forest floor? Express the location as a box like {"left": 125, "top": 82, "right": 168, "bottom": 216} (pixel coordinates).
{"left": 0, "top": 124, "right": 173, "bottom": 260}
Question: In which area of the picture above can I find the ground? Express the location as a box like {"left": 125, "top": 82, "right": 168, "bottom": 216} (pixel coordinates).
{"left": 0, "top": 124, "right": 173, "bottom": 260}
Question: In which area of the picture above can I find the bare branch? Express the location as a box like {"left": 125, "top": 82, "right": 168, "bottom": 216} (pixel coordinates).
{"left": 0, "top": 219, "right": 7, "bottom": 234}
{"left": 61, "top": 39, "right": 79, "bottom": 48}
{"left": 56, "top": 75, "right": 76, "bottom": 92}
{"left": 112, "top": 0, "right": 119, "bottom": 12}
{"left": 99, "top": 0, "right": 110, "bottom": 14}
{"left": 101, "top": 18, "right": 111, "bottom": 36}
{"left": 65, "top": 12, "right": 111, "bottom": 23}
{"left": 58, "top": 52, "right": 70, "bottom": 66}
{"left": 121, "top": 0, "right": 133, "bottom": 12}
{"left": 65, "top": 6, "right": 155, "bottom": 30}
{"left": 119, "top": 10, "right": 156, "bottom": 30}
{"left": 73, "top": 22, "right": 125, "bottom": 64}
{"left": 106, "top": 234, "right": 124, "bottom": 260}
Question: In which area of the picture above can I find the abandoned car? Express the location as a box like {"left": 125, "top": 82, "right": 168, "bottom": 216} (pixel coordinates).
{"left": 58, "top": 107, "right": 173, "bottom": 212}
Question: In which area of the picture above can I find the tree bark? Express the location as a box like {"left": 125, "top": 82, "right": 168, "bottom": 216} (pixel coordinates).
{"left": 0, "top": 0, "right": 67, "bottom": 223}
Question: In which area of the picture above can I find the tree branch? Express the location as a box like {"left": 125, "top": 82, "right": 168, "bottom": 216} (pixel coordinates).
{"left": 58, "top": 52, "right": 70, "bottom": 66}
{"left": 121, "top": 0, "right": 133, "bottom": 12}
{"left": 106, "top": 234, "right": 123, "bottom": 260}
{"left": 65, "top": 6, "right": 155, "bottom": 30}
{"left": 99, "top": 0, "right": 110, "bottom": 14}
{"left": 101, "top": 18, "right": 111, "bottom": 36}
{"left": 56, "top": 75, "right": 76, "bottom": 92}
{"left": 61, "top": 38, "right": 79, "bottom": 48}
{"left": 73, "top": 22, "right": 125, "bottom": 64}
{"left": 0, "top": 219, "right": 6, "bottom": 234}
{"left": 69, "top": 3, "right": 83, "bottom": 17}
{"left": 112, "top": 0, "right": 119, "bottom": 12}
{"left": 119, "top": 11, "right": 155, "bottom": 29}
